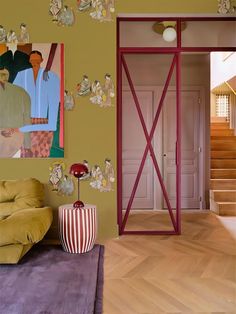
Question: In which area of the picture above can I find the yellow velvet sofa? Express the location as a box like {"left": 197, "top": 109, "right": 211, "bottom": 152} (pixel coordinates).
{"left": 0, "top": 178, "right": 53, "bottom": 264}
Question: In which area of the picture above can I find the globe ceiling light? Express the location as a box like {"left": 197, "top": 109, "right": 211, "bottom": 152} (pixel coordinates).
{"left": 152, "top": 21, "right": 186, "bottom": 43}
{"left": 162, "top": 26, "right": 177, "bottom": 42}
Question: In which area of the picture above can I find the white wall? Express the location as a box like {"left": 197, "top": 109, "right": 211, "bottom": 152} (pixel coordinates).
{"left": 211, "top": 52, "right": 236, "bottom": 90}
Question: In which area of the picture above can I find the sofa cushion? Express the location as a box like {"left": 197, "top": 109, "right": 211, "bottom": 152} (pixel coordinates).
{"left": 0, "top": 244, "right": 33, "bottom": 264}
{"left": 0, "top": 178, "right": 44, "bottom": 219}
{"left": 0, "top": 207, "right": 53, "bottom": 246}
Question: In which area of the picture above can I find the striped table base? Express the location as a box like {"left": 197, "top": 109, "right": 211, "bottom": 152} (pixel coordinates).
{"left": 59, "top": 204, "right": 97, "bottom": 254}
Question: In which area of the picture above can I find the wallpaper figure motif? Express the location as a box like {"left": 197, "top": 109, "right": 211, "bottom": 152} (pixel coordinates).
{"left": 77, "top": 73, "right": 114, "bottom": 107}
{"left": 79, "top": 158, "right": 115, "bottom": 192}
{"left": 18, "top": 23, "right": 30, "bottom": 44}
{"left": 49, "top": 0, "right": 75, "bottom": 26}
{"left": 217, "top": 0, "right": 235, "bottom": 13}
{"left": 90, "top": 158, "right": 115, "bottom": 192}
{"left": 0, "top": 24, "right": 30, "bottom": 44}
{"left": 0, "top": 26, "right": 6, "bottom": 43}
{"left": 64, "top": 90, "right": 75, "bottom": 110}
{"left": 77, "top": 0, "right": 91, "bottom": 11}
{"left": 49, "top": 161, "right": 65, "bottom": 190}
{"left": 80, "top": 160, "right": 92, "bottom": 180}
{"left": 57, "top": 175, "right": 74, "bottom": 195}
{"left": 57, "top": 5, "right": 75, "bottom": 26}
{"left": 77, "top": 75, "right": 91, "bottom": 96}
{"left": 90, "top": 80, "right": 104, "bottom": 105}
{"left": 0, "top": 43, "right": 64, "bottom": 158}
{"left": 77, "top": 0, "right": 115, "bottom": 22}
{"left": 103, "top": 158, "right": 115, "bottom": 191}
{"left": 102, "top": 73, "right": 115, "bottom": 107}
{"left": 49, "top": 162, "right": 75, "bottom": 195}
{"left": 6, "top": 30, "right": 18, "bottom": 44}
{"left": 49, "top": 0, "right": 63, "bottom": 22}
{"left": 90, "top": 164, "right": 104, "bottom": 190}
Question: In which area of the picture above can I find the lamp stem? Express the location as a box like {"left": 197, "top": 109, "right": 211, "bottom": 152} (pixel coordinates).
{"left": 78, "top": 179, "right": 80, "bottom": 200}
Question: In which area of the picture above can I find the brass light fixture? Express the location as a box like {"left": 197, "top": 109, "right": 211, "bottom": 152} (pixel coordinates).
{"left": 152, "top": 21, "right": 187, "bottom": 42}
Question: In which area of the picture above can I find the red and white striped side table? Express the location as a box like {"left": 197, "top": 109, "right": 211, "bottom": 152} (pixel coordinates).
{"left": 58, "top": 204, "right": 97, "bottom": 254}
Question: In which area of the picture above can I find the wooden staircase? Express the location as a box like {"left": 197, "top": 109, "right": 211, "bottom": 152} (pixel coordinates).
{"left": 210, "top": 117, "right": 236, "bottom": 216}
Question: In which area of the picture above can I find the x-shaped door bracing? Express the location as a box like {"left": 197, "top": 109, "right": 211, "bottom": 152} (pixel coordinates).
{"left": 119, "top": 53, "right": 181, "bottom": 235}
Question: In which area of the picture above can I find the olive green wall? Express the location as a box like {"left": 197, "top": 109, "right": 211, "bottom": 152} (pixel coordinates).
{"left": 0, "top": 0, "right": 218, "bottom": 240}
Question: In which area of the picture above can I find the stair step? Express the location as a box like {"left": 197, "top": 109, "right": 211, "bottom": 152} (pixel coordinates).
{"left": 211, "top": 122, "right": 230, "bottom": 129}
{"left": 211, "top": 159, "right": 236, "bottom": 168}
{"left": 210, "top": 179, "right": 236, "bottom": 190}
{"left": 211, "top": 141, "right": 236, "bottom": 151}
{"left": 211, "top": 117, "right": 228, "bottom": 123}
{"left": 210, "top": 200, "right": 236, "bottom": 216}
{"left": 211, "top": 129, "right": 235, "bottom": 136}
{"left": 211, "top": 169, "right": 236, "bottom": 179}
{"left": 211, "top": 151, "right": 236, "bottom": 159}
{"left": 211, "top": 136, "right": 236, "bottom": 141}
{"left": 210, "top": 190, "right": 236, "bottom": 202}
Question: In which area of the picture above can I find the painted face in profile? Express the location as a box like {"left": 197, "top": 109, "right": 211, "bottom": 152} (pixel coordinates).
{"left": 0, "top": 68, "right": 9, "bottom": 83}
{"left": 29, "top": 53, "right": 43, "bottom": 69}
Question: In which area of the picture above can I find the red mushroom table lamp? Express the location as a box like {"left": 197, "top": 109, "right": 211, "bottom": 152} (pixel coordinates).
{"left": 69, "top": 163, "right": 89, "bottom": 208}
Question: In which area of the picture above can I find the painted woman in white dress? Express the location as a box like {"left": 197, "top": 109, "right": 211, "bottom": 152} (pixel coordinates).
{"left": 102, "top": 0, "right": 115, "bottom": 21}
{"left": 7, "top": 30, "right": 18, "bottom": 44}
{"left": 101, "top": 73, "right": 115, "bottom": 107}
{"left": 64, "top": 90, "right": 75, "bottom": 110}
{"left": 18, "top": 23, "right": 29, "bottom": 44}
{"left": 100, "top": 158, "right": 115, "bottom": 191}
{"left": 90, "top": 165, "right": 104, "bottom": 190}
{"left": 90, "top": 80, "right": 104, "bottom": 105}
{"left": 90, "top": 0, "right": 103, "bottom": 20}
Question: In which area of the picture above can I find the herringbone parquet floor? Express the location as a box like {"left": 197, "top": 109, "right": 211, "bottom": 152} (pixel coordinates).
{"left": 102, "top": 211, "right": 236, "bottom": 314}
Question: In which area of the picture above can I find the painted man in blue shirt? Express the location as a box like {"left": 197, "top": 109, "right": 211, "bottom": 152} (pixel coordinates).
{"left": 13, "top": 50, "right": 60, "bottom": 157}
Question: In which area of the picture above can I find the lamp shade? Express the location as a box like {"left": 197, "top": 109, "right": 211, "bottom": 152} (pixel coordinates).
{"left": 69, "top": 163, "right": 88, "bottom": 178}
{"left": 163, "top": 27, "right": 176, "bottom": 42}
{"left": 69, "top": 163, "right": 89, "bottom": 209}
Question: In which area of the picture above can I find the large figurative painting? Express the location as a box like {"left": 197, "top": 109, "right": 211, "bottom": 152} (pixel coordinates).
{"left": 0, "top": 43, "right": 64, "bottom": 158}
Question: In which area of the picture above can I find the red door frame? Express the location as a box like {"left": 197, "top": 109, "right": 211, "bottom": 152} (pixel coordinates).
{"left": 117, "top": 16, "right": 236, "bottom": 236}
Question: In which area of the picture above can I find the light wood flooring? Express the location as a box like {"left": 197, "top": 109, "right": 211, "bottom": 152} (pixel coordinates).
{"left": 102, "top": 211, "right": 236, "bottom": 314}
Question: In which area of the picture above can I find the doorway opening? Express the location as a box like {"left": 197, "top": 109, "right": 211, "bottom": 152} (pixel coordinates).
{"left": 117, "top": 16, "right": 236, "bottom": 235}
{"left": 210, "top": 51, "right": 236, "bottom": 215}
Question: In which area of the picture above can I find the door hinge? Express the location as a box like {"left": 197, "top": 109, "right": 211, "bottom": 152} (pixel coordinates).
{"left": 199, "top": 196, "right": 202, "bottom": 202}
{"left": 198, "top": 147, "right": 202, "bottom": 153}
{"left": 198, "top": 97, "right": 201, "bottom": 104}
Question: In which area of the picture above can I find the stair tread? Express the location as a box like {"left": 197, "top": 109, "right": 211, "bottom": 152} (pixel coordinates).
{"left": 211, "top": 151, "right": 236, "bottom": 152}
{"left": 211, "top": 178, "right": 236, "bottom": 180}
{"left": 211, "top": 168, "right": 236, "bottom": 170}
{"left": 211, "top": 151, "right": 236, "bottom": 159}
{"left": 211, "top": 189, "right": 236, "bottom": 192}
{"left": 217, "top": 202, "right": 236, "bottom": 204}
{"left": 211, "top": 158, "right": 236, "bottom": 161}
{"left": 211, "top": 137, "right": 236, "bottom": 139}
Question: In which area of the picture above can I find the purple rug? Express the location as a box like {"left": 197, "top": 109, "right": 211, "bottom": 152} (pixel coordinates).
{"left": 0, "top": 244, "right": 104, "bottom": 314}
